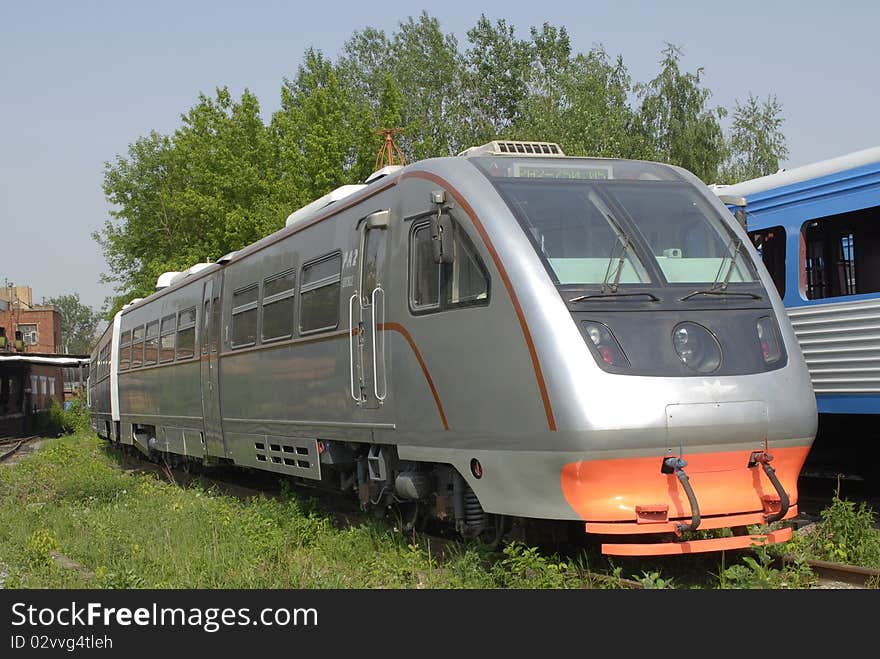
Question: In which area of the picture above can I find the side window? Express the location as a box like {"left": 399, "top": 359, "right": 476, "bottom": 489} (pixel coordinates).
{"left": 201, "top": 301, "right": 210, "bottom": 356}
{"left": 801, "top": 207, "right": 880, "bottom": 300}
{"left": 144, "top": 321, "right": 159, "bottom": 366}
{"left": 211, "top": 296, "right": 220, "bottom": 353}
{"left": 411, "top": 224, "right": 440, "bottom": 310}
{"left": 176, "top": 307, "right": 196, "bottom": 360}
{"left": 131, "top": 325, "right": 144, "bottom": 369}
{"left": 119, "top": 330, "right": 131, "bottom": 371}
{"left": 749, "top": 226, "right": 786, "bottom": 298}
{"left": 409, "top": 217, "right": 490, "bottom": 313}
{"left": 159, "top": 314, "right": 176, "bottom": 363}
{"left": 231, "top": 285, "right": 259, "bottom": 348}
{"left": 262, "top": 269, "right": 296, "bottom": 342}
{"left": 361, "top": 229, "right": 386, "bottom": 306}
{"left": 300, "top": 253, "right": 342, "bottom": 334}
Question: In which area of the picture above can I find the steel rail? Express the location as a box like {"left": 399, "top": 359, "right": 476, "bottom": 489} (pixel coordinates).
{"left": 782, "top": 554, "right": 880, "bottom": 588}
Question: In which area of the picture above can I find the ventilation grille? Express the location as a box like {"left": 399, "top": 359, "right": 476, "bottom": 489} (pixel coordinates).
{"left": 458, "top": 140, "right": 566, "bottom": 157}
{"left": 253, "top": 438, "right": 320, "bottom": 480}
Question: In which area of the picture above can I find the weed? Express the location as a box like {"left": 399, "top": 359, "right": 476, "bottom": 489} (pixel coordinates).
{"left": 718, "top": 543, "right": 813, "bottom": 589}
{"left": 26, "top": 529, "right": 60, "bottom": 568}
{"left": 807, "top": 484, "right": 880, "bottom": 567}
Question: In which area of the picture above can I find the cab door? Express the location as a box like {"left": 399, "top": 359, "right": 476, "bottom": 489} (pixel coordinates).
{"left": 200, "top": 277, "right": 224, "bottom": 457}
{"left": 350, "top": 210, "right": 390, "bottom": 409}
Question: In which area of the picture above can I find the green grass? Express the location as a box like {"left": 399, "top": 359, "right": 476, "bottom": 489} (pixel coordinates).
{"left": 0, "top": 432, "right": 604, "bottom": 589}
{"left": 2, "top": 432, "right": 876, "bottom": 589}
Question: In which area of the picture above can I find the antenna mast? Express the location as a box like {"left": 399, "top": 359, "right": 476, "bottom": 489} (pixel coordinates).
{"left": 374, "top": 128, "right": 406, "bottom": 171}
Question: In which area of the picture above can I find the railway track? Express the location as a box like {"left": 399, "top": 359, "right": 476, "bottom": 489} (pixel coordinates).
{"left": 797, "top": 557, "right": 880, "bottom": 588}
{"left": 0, "top": 436, "right": 39, "bottom": 463}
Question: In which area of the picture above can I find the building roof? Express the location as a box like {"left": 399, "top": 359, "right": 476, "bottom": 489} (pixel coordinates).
{"left": 0, "top": 354, "right": 89, "bottom": 366}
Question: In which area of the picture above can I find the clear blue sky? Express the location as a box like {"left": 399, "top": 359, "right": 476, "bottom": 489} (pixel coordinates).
{"left": 1, "top": 0, "right": 877, "bottom": 312}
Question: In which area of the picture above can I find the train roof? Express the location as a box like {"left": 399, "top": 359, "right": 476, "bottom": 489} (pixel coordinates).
{"left": 712, "top": 145, "right": 880, "bottom": 198}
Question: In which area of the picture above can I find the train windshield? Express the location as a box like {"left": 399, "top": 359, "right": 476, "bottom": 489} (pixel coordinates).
{"left": 472, "top": 157, "right": 757, "bottom": 287}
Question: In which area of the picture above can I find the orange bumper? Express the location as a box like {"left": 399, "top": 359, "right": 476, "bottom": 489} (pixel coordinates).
{"left": 560, "top": 445, "right": 810, "bottom": 556}
{"left": 602, "top": 527, "right": 794, "bottom": 557}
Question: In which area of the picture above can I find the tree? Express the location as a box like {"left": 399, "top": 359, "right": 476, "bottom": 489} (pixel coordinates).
{"left": 635, "top": 44, "right": 727, "bottom": 182}
{"left": 719, "top": 93, "right": 788, "bottom": 183}
{"left": 464, "top": 15, "right": 532, "bottom": 140}
{"left": 95, "top": 16, "right": 790, "bottom": 316}
{"left": 97, "top": 88, "right": 291, "bottom": 314}
{"left": 47, "top": 293, "right": 102, "bottom": 355}
{"left": 272, "top": 48, "right": 375, "bottom": 202}
{"left": 388, "top": 12, "right": 470, "bottom": 159}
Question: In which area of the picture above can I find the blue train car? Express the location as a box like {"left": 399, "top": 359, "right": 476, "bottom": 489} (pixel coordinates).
{"left": 713, "top": 148, "right": 880, "bottom": 478}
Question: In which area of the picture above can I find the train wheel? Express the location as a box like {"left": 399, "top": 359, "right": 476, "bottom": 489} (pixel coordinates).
{"left": 389, "top": 500, "right": 425, "bottom": 534}
{"left": 476, "top": 515, "right": 509, "bottom": 550}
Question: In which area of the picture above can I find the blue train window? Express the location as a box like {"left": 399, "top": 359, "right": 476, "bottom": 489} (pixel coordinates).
{"left": 748, "top": 226, "right": 785, "bottom": 298}
{"left": 801, "top": 206, "right": 879, "bottom": 300}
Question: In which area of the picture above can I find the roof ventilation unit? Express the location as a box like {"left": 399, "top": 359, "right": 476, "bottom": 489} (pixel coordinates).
{"left": 285, "top": 184, "right": 367, "bottom": 228}
{"left": 458, "top": 140, "right": 565, "bottom": 157}
{"left": 155, "top": 271, "right": 181, "bottom": 291}
{"left": 365, "top": 165, "right": 404, "bottom": 184}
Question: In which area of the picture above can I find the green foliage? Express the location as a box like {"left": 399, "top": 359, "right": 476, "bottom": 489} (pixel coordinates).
{"left": 634, "top": 570, "right": 675, "bottom": 589}
{"left": 718, "top": 543, "right": 814, "bottom": 589}
{"left": 719, "top": 94, "right": 789, "bottom": 183}
{"left": 792, "top": 486, "right": 880, "bottom": 567}
{"left": 45, "top": 293, "right": 102, "bottom": 355}
{"left": 635, "top": 43, "right": 727, "bottom": 183}
{"left": 26, "top": 528, "right": 60, "bottom": 568}
{"left": 95, "top": 16, "right": 788, "bottom": 311}
{"left": 491, "top": 542, "right": 575, "bottom": 588}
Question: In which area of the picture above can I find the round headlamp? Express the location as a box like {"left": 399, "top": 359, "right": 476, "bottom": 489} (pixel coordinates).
{"left": 672, "top": 322, "right": 721, "bottom": 373}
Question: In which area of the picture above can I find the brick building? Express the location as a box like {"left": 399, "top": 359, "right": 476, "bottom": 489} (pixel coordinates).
{"left": 0, "top": 285, "right": 62, "bottom": 354}
{"left": 0, "top": 285, "right": 88, "bottom": 436}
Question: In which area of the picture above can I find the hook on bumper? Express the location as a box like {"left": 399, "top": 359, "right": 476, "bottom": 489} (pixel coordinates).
{"left": 662, "top": 457, "right": 701, "bottom": 534}
{"left": 749, "top": 451, "right": 791, "bottom": 523}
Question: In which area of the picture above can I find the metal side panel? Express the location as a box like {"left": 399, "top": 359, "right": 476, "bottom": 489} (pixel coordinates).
{"left": 788, "top": 298, "right": 880, "bottom": 394}
{"left": 160, "top": 427, "right": 206, "bottom": 458}
{"left": 227, "top": 432, "right": 321, "bottom": 480}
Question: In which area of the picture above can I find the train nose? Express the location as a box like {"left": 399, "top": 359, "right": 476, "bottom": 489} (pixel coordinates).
{"left": 560, "top": 445, "right": 810, "bottom": 555}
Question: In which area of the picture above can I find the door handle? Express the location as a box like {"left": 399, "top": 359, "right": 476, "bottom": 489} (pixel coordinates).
{"left": 348, "top": 293, "right": 360, "bottom": 402}
{"left": 371, "top": 287, "right": 386, "bottom": 402}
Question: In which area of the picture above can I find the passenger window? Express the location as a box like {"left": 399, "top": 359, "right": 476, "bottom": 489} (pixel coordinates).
{"left": 176, "top": 307, "right": 196, "bottom": 360}
{"left": 801, "top": 207, "right": 880, "bottom": 299}
{"left": 409, "top": 218, "right": 489, "bottom": 313}
{"left": 144, "top": 321, "right": 159, "bottom": 366}
{"left": 131, "top": 325, "right": 144, "bottom": 369}
{"left": 300, "top": 254, "right": 342, "bottom": 333}
{"left": 749, "top": 226, "right": 786, "bottom": 298}
{"left": 231, "top": 285, "right": 259, "bottom": 348}
{"left": 262, "top": 269, "right": 296, "bottom": 342}
{"left": 159, "top": 314, "right": 175, "bottom": 363}
{"left": 119, "top": 330, "right": 131, "bottom": 371}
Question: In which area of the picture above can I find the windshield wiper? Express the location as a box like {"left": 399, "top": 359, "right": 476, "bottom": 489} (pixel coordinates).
{"left": 569, "top": 292, "right": 660, "bottom": 303}
{"left": 680, "top": 236, "right": 761, "bottom": 301}
{"left": 601, "top": 213, "right": 634, "bottom": 294}
{"left": 679, "top": 289, "right": 762, "bottom": 302}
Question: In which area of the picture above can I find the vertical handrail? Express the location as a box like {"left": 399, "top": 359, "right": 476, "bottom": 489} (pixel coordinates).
{"left": 371, "top": 287, "right": 386, "bottom": 401}
{"left": 348, "top": 293, "right": 360, "bottom": 402}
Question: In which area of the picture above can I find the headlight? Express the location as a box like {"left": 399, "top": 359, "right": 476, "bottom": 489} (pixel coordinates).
{"left": 582, "top": 321, "right": 629, "bottom": 367}
{"left": 672, "top": 322, "right": 721, "bottom": 373}
{"left": 756, "top": 316, "right": 782, "bottom": 363}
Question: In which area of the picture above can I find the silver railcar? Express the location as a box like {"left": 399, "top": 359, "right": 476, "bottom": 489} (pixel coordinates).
{"left": 91, "top": 141, "right": 817, "bottom": 555}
